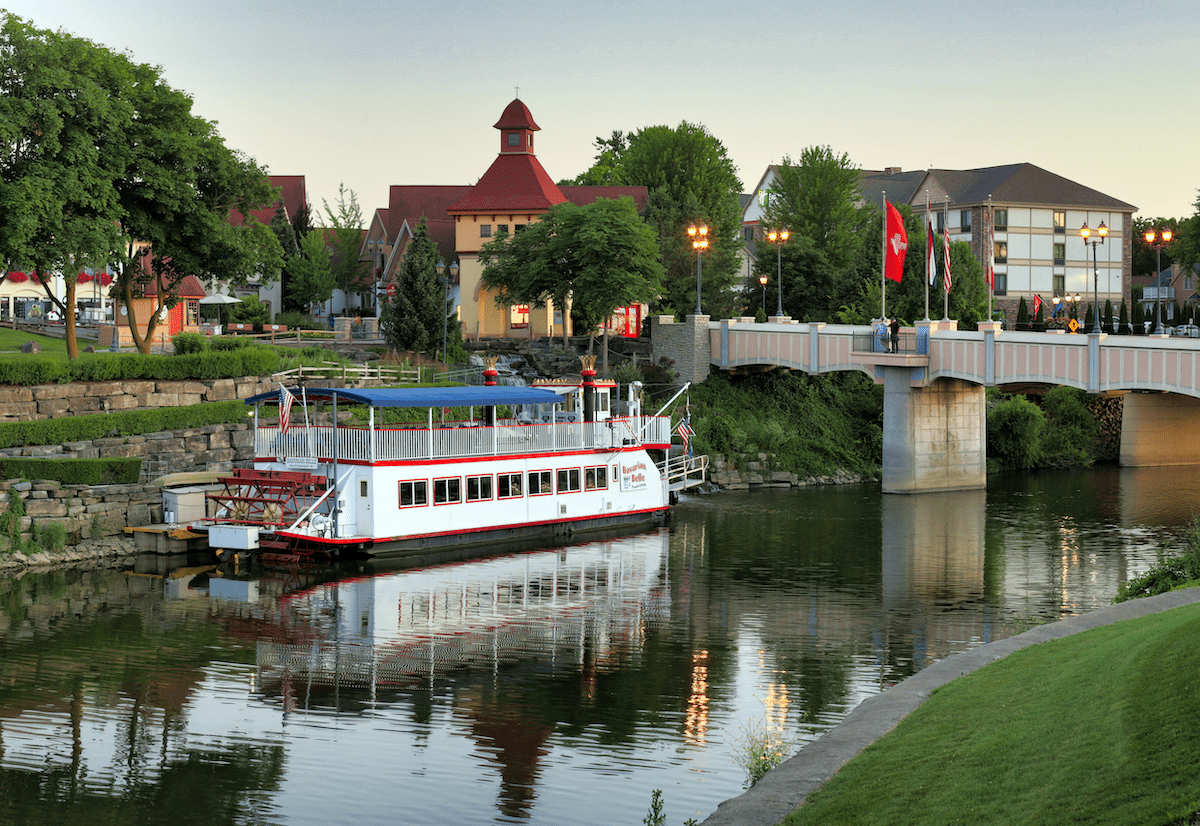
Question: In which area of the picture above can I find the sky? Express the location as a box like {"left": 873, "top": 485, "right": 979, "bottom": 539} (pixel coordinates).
{"left": 7, "top": 0, "right": 1200, "bottom": 223}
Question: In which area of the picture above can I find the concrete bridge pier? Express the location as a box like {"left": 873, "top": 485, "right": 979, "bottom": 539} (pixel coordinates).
{"left": 882, "top": 370, "right": 986, "bottom": 494}
{"left": 1120, "top": 393, "right": 1200, "bottom": 467}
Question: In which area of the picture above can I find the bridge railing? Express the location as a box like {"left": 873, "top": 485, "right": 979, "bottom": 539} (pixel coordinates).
{"left": 851, "top": 330, "right": 921, "bottom": 355}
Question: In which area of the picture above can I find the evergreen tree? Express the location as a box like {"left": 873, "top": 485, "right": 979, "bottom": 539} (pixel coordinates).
{"left": 1119, "top": 298, "right": 1129, "bottom": 334}
{"left": 381, "top": 218, "right": 453, "bottom": 357}
{"left": 1016, "top": 297, "right": 1029, "bottom": 329}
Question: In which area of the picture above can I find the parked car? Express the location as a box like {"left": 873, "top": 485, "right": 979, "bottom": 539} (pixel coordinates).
{"left": 1172, "top": 324, "right": 1200, "bottom": 338}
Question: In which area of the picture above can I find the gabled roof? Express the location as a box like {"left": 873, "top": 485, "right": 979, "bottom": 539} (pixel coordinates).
{"left": 559, "top": 185, "right": 649, "bottom": 212}
{"left": 895, "top": 165, "right": 1136, "bottom": 212}
{"left": 385, "top": 185, "right": 473, "bottom": 261}
{"left": 448, "top": 154, "right": 566, "bottom": 214}
{"left": 138, "top": 273, "right": 207, "bottom": 299}
{"left": 857, "top": 169, "right": 927, "bottom": 210}
{"left": 229, "top": 175, "right": 308, "bottom": 227}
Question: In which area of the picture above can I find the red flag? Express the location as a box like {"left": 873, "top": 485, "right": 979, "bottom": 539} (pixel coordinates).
{"left": 942, "top": 215, "right": 952, "bottom": 292}
{"left": 1033, "top": 294, "right": 1042, "bottom": 319}
{"left": 885, "top": 200, "right": 908, "bottom": 283}
{"left": 927, "top": 218, "right": 937, "bottom": 286}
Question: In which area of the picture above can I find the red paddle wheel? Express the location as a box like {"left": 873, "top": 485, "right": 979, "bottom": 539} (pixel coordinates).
{"left": 207, "top": 469, "right": 330, "bottom": 557}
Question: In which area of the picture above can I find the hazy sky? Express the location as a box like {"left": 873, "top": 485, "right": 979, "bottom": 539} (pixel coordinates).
{"left": 8, "top": 0, "right": 1199, "bottom": 222}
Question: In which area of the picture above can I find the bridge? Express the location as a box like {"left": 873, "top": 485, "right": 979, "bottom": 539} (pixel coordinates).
{"left": 651, "top": 315, "right": 1200, "bottom": 494}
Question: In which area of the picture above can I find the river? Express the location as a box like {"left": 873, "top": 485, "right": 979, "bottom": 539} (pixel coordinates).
{"left": 1, "top": 466, "right": 1196, "bottom": 826}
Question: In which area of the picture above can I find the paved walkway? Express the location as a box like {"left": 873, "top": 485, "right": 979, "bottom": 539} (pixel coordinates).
{"left": 700, "top": 587, "right": 1200, "bottom": 826}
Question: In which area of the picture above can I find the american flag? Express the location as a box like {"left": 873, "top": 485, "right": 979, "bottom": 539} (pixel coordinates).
{"left": 279, "top": 385, "right": 295, "bottom": 433}
{"left": 676, "top": 415, "right": 695, "bottom": 457}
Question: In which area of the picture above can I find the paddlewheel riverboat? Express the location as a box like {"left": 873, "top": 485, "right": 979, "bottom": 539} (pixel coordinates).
{"left": 193, "top": 367, "right": 705, "bottom": 559}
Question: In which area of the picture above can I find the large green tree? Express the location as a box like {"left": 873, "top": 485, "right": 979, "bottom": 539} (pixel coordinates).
{"left": 286, "top": 229, "right": 335, "bottom": 316}
{"left": 323, "top": 184, "right": 370, "bottom": 313}
{"left": 381, "top": 218, "right": 459, "bottom": 358}
{"left": 754, "top": 147, "right": 875, "bottom": 321}
{"left": 564, "top": 122, "right": 743, "bottom": 318}
{"left": 479, "top": 197, "right": 663, "bottom": 370}
{"left": 0, "top": 11, "right": 282, "bottom": 356}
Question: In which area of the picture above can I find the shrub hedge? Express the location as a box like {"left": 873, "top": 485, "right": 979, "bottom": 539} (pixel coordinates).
{"left": 0, "top": 347, "right": 281, "bottom": 386}
{"left": 0, "top": 400, "right": 248, "bottom": 449}
{"left": 0, "top": 457, "right": 142, "bottom": 485}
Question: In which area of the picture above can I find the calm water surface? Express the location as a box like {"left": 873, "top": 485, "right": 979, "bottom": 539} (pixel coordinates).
{"left": 2, "top": 466, "right": 1198, "bottom": 826}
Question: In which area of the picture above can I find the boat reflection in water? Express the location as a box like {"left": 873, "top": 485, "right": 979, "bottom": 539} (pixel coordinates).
{"left": 244, "top": 529, "right": 672, "bottom": 701}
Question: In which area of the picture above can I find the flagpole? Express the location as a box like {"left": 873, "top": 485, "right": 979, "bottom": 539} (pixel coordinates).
{"left": 880, "top": 190, "right": 887, "bottom": 320}
{"left": 987, "top": 194, "right": 994, "bottom": 322}
{"left": 923, "top": 190, "right": 931, "bottom": 321}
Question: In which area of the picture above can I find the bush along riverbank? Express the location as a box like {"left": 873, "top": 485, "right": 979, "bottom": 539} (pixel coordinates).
{"left": 687, "top": 370, "right": 883, "bottom": 488}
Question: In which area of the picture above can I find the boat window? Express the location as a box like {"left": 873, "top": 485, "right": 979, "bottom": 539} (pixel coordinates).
{"left": 557, "top": 468, "right": 581, "bottom": 493}
{"left": 360, "top": 480, "right": 368, "bottom": 497}
{"left": 585, "top": 466, "right": 608, "bottom": 491}
{"left": 467, "top": 475, "right": 493, "bottom": 502}
{"left": 434, "top": 477, "right": 462, "bottom": 505}
{"left": 399, "top": 480, "right": 427, "bottom": 507}
{"left": 498, "top": 473, "right": 523, "bottom": 498}
{"left": 528, "top": 470, "right": 553, "bottom": 496}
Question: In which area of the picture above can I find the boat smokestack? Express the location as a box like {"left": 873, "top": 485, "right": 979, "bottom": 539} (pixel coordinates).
{"left": 580, "top": 355, "right": 596, "bottom": 423}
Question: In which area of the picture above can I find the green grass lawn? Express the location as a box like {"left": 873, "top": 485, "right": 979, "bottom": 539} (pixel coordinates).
{"left": 785, "top": 600, "right": 1200, "bottom": 826}
{"left": 0, "top": 327, "right": 75, "bottom": 357}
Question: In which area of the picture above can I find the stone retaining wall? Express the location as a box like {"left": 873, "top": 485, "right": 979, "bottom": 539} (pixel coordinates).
{"left": 0, "top": 377, "right": 274, "bottom": 421}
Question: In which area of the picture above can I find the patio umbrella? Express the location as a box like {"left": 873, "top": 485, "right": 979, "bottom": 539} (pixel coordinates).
{"left": 198, "top": 292, "right": 241, "bottom": 327}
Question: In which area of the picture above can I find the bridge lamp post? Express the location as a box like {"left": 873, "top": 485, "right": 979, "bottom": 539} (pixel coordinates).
{"left": 1080, "top": 221, "right": 1107, "bottom": 334}
{"left": 687, "top": 223, "right": 709, "bottom": 316}
{"left": 1145, "top": 228, "right": 1173, "bottom": 333}
{"left": 766, "top": 228, "right": 789, "bottom": 317}
{"left": 759, "top": 274, "right": 768, "bottom": 313}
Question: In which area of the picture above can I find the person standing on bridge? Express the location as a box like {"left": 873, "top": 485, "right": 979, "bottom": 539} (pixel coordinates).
{"left": 889, "top": 317, "right": 900, "bottom": 353}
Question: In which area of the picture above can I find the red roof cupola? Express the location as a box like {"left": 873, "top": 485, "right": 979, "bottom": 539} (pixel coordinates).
{"left": 495, "top": 98, "right": 539, "bottom": 155}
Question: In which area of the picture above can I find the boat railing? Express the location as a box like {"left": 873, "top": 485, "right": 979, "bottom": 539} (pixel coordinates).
{"left": 660, "top": 453, "right": 709, "bottom": 491}
{"left": 256, "top": 415, "right": 669, "bottom": 462}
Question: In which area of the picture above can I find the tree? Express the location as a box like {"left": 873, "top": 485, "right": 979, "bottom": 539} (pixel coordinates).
{"left": 0, "top": 14, "right": 130, "bottom": 358}
{"left": 287, "top": 229, "right": 335, "bottom": 315}
{"left": 1132, "top": 215, "right": 1179, "bottom": 276}
{"left": 323, "top": 184, "right": 370, "bottom": 313}
{"left": 381, "top": 218, "right": 456, "bottom": 358}
{"left": 565, "top": 122, "right": 743, "bottom": 318}
{"left": 479, "top": 197, "right": 664, "bottom": 370}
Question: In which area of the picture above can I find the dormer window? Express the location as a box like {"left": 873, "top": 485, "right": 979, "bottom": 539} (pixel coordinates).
{"left": 507, "top": 132, "right": 520, "bottom": 147}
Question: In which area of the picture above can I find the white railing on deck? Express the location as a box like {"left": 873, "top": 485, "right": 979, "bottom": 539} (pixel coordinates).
{"left": 257, "top": 416, "right": 669, "bottom": 462}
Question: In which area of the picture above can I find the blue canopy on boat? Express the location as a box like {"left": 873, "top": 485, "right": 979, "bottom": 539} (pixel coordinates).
{"left": 245, "top": 386, "right": 564, "bottom": 408}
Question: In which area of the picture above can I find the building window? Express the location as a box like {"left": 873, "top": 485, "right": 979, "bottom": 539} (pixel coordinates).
{"left": 994, "top": 272, "right": 1007, "bottom": 296}
{"left": 528, "top": 470, "right": 552, "bottom": 496}
{"left": 498, "top": 473, "right": 523, "bottom": 499}
{"left": 507, "top": 132, "right": 519, "bottom": 147}
{"left": 1053, "top": 243, "right": 1066, "bottom": 266}
{"left": 960, "top": 210, "right": 972, "bottom": 232}
{"left": 557, "top": 468, "right": 581, "bottom": 493}
{"left": 466, "top": 475, "right": 492, "bottom": 502}
{"left": 433, "top": 477, "right": 461, "bottom": 505}
{"left": 993, "top": 209, "right": 1008, "bottom": 231}
{"left": 1187, "top": 275, "right": 1195, "bottom": 291}
{"left": 1054, "top": 274, "right": 1065, "bottom": 293}
{"left": 480, "top": 224, "right": 492, "bottom": 238}
{"left": 758, "top": 191, "right": 769, "bottom": 208}
{"left": 515, "top": 224, "right": 526, "bottom": 233}
{"left": 1054, "top": 211, "right": 1066, "bottom": 233}
{"left": 496, "top": 224, "right": 509, "bottom": 236}
{"left": 743, "top": 226, "right": 754, "bottom": 242}
{"left": 399, "top": 480, "right": 428, "bottom": 508}
{"left": 186, "top": 300, "right": 199, "bottom": 326}
{"left": 994, "top": 242, "right": 1007, "bottom": 264}
{"left": 936, "top": 212, "right": 945, "bottom": 233}
{"left": 585, "top": 466, "right": 608, "bottom": 491}
{"left": 510, "top": 304, "right": 529, "bottom": 329}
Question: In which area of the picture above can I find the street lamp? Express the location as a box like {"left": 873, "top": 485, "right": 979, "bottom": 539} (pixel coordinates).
{"left": 368, "top": 238, "right": 387, "bottom": 317}
{"left": 1144, "top": 227, "right": 1173, "bottom": 333}
{"left": 687, "top": 223, "right": 708, "bottom": 315}
{"left": 1079, "top": 221, "right": 1107, "bottom": 333}
{"left": 766, "top": 228, "right": 789, "bottom": 317}
{"left": 758, "top": 274, "right": 768, "bottom": 313}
